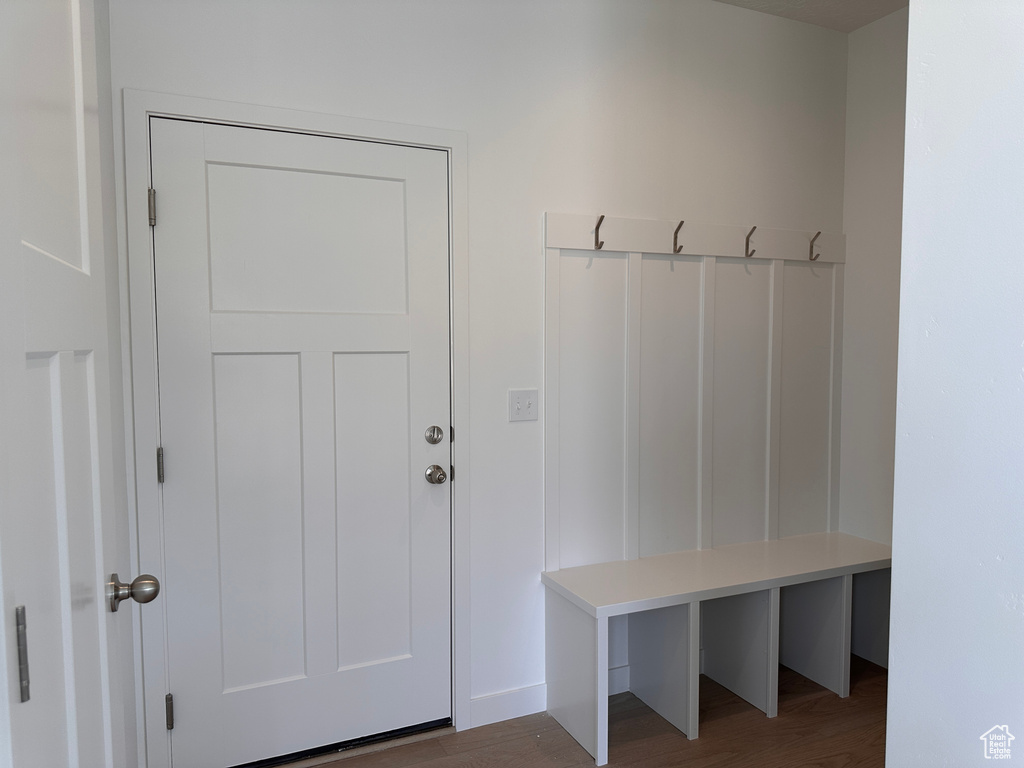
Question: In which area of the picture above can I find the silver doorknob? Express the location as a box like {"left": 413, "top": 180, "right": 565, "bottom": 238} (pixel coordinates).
{"left": 108, "top": 573, "right": 160, "bottom": 612}
{"left": 425, "top": 464, "right": 447, "bottom": 484}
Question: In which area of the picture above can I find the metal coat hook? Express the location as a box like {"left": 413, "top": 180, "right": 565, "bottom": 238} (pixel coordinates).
{"left": 673, "top": 221, "right": 685, "bottom": 254}
{"left": 809, "top": 231, "right": 821, "bottom": 261}
{"left": 745, "top": 226, "right": 757, "bottom": 258}
{"left": 594, "top": 215, "right": 605, "bottom": 250}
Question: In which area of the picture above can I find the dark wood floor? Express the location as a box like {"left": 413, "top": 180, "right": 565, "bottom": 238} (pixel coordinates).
{"left": 306, "top": 657, "right": 886, "bottom": 768}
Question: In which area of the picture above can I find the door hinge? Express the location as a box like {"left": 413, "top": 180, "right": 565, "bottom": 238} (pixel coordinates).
{"left": 16, "top": 606, "right": 29, "bottom": 702}
{"left": 450, "top": 465, "right": 455, "bottom": 482}
{"left": 165, "top": 693, "right": 174, "bottom": 730}
{"left": 148, "top": 188, "right": 156, "bottom": 226}
{"left": 157, "top": 447, "right": 165, "bottom": 484}
{"left": 450, "top": 426, "right": 455, "bottom": 443}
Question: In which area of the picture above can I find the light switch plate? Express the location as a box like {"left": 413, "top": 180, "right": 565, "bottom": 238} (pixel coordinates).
{"left": 508, "top": 389, "right": 539, "bottom": 422}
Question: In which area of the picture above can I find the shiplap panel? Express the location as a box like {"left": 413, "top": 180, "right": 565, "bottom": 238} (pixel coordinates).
{"left": 778, "top": 262, "right": 834, "bottom": 538}
{"left": 547, "top": 236, "right": 843, "bottom": 568}
{"left": 711, "top": 259, "right": 772, "bottom": 547}
{"left": 638, "top": 255, "right": 702, "bottom": 557}
{"left": 558, "top": 251, "right": 628, "bottom": 568}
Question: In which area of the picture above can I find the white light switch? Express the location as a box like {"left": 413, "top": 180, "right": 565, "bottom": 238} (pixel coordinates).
{"left": 508, "top": 389, "right": 539, "bottom": 422}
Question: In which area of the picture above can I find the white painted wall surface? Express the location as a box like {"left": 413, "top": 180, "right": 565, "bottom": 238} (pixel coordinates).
{"left": 839, "top": 8, "right": 907, "bottom": 545}
{"left": 106, "top": 0, "right": 849, "bottom": 722}
{"left": 888, "top": 1, "right": 1024, "bottom": 764}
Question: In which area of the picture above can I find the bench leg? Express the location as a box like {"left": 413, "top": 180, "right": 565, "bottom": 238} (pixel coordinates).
{"left": 701, "top": 589, "right": 780, "bottom": 716}
{"left": 779, "top": 574, "right": 853, "bottom": 697}
{"left": 545, "top": 589, "right": 609, "bottom": 765}
{"left": 628, "top": 601, "right": 701, "bottom": 739}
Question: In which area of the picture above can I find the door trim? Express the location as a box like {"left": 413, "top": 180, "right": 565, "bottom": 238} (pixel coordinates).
{"left": 119, "top": 90, "right": 470, "bottom": 768}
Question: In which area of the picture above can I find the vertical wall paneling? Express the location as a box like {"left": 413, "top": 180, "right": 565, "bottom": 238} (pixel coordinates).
{"left": 556, "top": 251, "right": 628, "bottom": 569}
{"left": 778, "top": 262, "right": 834, "bottom": 538}
{"left": 828, "top": 265, "right": 845, "bottom": 532}
{"left": 711, "top": 259, "right": 771, "bottom": 548}
{"left": 544, "top": 248, "right": 561, "bottom": 571}
{"left": 766, "top": 261, "right": 785, "bottom": 541}
{"left": 698, "top": 258, "right": 716, "bottom": 551}
{"left": 544, "top": 217, "right": 845, "bottom": 570}
{"left": 638, "top": 255, "right": 703, "bottom": 557}
{"left": 624, "top": 254, "right": 643, "bottom": 561}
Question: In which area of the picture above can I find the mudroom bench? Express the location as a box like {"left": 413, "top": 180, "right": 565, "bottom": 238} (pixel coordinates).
{"left": 541, "top": 532, "right": 892, "bottom": 766}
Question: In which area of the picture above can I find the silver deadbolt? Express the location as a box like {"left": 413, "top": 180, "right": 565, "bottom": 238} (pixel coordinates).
{"left": 425, "top": 464, "right": 447, "bottom": 484}
{"left": 425, "top": 426, "right": 444, "bottom": 445}
{"left": 108, "top": 573, "right": 160, "bottom": 612}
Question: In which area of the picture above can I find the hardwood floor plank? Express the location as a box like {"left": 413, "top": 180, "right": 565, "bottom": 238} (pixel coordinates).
{"left": 437, "top": 713, "right": 562, "bottom": 756}
{"left": 293, "top": 658, "right": 887, "bottom": 768}
{"left": 313, "top": 738, "right": 448, "bottom": 768}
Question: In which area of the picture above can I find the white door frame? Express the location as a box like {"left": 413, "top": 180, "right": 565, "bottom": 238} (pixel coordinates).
{"left": 119, "top": 89, "right": 470, "bottom": 768}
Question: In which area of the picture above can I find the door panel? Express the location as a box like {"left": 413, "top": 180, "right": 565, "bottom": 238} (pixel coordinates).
{"left": 1, "top": 0, "right": 124, "bottom": 765}
{"left": 335, "top": 352, "right": 413, "bottom": 669}
{"left": 214, "top": 353, "right": 305, "bottom": 692}
{"left": 150, "top": 118, "right": 451, "bottom": 767}
{"left": 207, "top": 162, "right": 409, "bottom": 314}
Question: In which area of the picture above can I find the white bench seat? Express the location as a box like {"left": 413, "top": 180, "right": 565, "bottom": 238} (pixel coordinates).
{"left": 542, "top": 532, "right": 892, "bottom": 765}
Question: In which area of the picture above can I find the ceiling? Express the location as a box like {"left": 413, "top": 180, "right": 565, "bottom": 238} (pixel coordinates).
{"left": 711, "top": 0, "right": 908, "bottom": 33}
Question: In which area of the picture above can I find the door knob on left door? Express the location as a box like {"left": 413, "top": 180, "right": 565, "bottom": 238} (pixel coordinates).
{"left": 108, "top": 573, "right": 160, "bottom": 612}
{"left": 425, "top": 465, "right": 447, "bottom": 484}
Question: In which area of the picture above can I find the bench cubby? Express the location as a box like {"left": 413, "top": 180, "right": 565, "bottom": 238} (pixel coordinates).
{"left": 542, "top": 533, "right": 891, "bottom": 765}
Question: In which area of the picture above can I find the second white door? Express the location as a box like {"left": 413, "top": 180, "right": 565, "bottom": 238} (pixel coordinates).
{"left": 149, "top": 118, "right": 452, "bottom": 768}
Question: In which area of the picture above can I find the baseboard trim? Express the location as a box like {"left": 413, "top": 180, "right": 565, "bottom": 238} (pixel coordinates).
{"left": 469, "top": 683, "right": 547, "bottom": 729}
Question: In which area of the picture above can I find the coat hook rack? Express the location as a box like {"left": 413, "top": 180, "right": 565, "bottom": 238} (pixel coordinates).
{"left": 673, "top": 221, "right": 685, "bottom": 254}
{"left": 809, "top": 231, "right": 821, "bottom": 261}
{"left": 745, "top": 226, "right": 757, "bottom": 258}
{"left": 594, "top": 215, "right": 605, "bottom": 250}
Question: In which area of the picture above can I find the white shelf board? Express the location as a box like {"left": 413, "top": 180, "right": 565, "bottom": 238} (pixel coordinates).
{"left": 541, "top": 532, "right": 891, "bottom": 619}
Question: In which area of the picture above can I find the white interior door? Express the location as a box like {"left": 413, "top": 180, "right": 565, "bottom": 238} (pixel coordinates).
{"left": 0, "top": 1, "right": 128, "bottom": 766}
{"left": 148, "top": 118, "right": 452, "bottom": 768}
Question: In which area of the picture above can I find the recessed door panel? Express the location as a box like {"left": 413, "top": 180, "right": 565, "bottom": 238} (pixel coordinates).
{"left": 214, "top": 353, "right": 306, "bottom": 692}
{"left": 207, "top": 163, "right": 408, "bottom": 315}
{"left": 335, "top": 353, "right": 412, "bottom": 669}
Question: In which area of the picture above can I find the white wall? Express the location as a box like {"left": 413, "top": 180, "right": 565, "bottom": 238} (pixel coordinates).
{"left": 839, "top": 8, "right": 907, "bottom": 546}
{"left": 107, "top": 0, "right": 849, "bottom": 723}
{"left": 888, "top": 1, "right": 1024, "bottom": 764}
